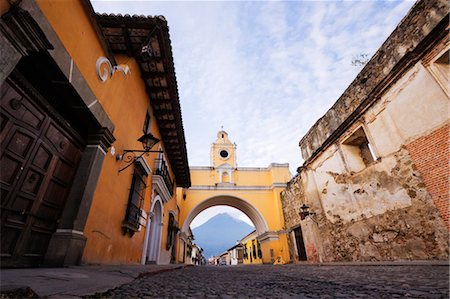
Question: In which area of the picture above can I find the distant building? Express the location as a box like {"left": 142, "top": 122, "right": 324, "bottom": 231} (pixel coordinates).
{"left": 227, "top": 243, "right": 244, "bottom": 265}
{"left": 281, "top": 0, "right": 449, "bottom": 263}
{"left": 218, "top": 251, "right": 231, "bottom": 265}
{"left": 240, "top": 230, "right": 263, "bottom": 265}
{"left": 177, "top": 130, "right": 291, "bottom": 264}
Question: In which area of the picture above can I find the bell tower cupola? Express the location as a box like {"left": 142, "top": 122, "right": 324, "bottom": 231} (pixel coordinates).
{"left": 210, "top": 129, "right": 237, "bottom": 169}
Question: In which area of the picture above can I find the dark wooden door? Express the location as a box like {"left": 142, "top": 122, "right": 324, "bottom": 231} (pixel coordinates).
{"left": 1, "top": 79, "right": 83, "bottom": 267}
{"left": 294, "top": 226, "right": 308, "bottom": 261}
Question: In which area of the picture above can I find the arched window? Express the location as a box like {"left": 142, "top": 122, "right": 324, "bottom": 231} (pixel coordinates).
{"left": 222, "top": 172, "right": 229, "bottom": 183}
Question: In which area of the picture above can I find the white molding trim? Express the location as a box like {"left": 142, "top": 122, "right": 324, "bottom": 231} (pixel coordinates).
{"left": 188, "top": 183, "right": 287, "bottom": 191}
{"left": 56, "top": 229, "right": 84, "bottom": 236}
{"left": 190, "top": 164, "right": 289, "bottom": 171}
{"left": 152, "top": 175, "right": 171, "bottom": 203}
{"left": 136, "top": 156, "right": 152, "bottom": 176}
{"left": 190, "top": 166, "right": 214, "bottom": 171}
{"left": 142, "top": 196, "right": 163, "bottom": 265}
{"left": 257, "top": 231, "right": 280, "bottom": 243}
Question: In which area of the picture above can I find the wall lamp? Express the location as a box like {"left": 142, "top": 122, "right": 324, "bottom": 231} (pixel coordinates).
{"left": 116, "top": 132, "right": 163, "bottom": 172}
{"left": 299, "top": 203, "right": 316, "bottom": 220}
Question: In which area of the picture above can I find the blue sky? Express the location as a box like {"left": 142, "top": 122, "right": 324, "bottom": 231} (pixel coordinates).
{"left": 93, "top": 0, "right": 415, "bottom": 228}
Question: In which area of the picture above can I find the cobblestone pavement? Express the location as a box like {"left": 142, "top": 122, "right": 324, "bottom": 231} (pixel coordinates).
{"left": 95, "top": 264, "right": 449, "bottom": 298}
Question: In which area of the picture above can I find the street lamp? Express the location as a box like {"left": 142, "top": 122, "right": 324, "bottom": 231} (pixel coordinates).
{"left": 299, "top": 203, "right": 316, "bottom": 220}
{"left": 116, "top": 132, "right": 163, "bottom": 172}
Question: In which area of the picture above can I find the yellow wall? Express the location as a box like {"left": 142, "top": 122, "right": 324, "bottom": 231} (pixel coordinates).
{"left": 190, "top": 167, "right": 291, "bottom": 187}
{"left": 178, "top": 148, "right": 291, "bottom": 264}
{"left": 180, "top": 188, "right": 286, "bottom": 232}
{"left": 36, "top": 0, "right": 176, "bottom": 264}
{"left": 241, "top": 233, "right": 262, "bottom": 265}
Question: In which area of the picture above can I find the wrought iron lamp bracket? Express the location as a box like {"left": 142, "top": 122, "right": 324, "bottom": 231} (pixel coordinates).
{"left": 116, "top": 149, "right": 163, "bottom": 173}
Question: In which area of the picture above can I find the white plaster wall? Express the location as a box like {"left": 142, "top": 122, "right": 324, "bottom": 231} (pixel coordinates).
{"left": 366, "top": 63, "right": 449, "bottom": 157}
{"left": 306, "top": 61, "right": 448, "bottom": 224}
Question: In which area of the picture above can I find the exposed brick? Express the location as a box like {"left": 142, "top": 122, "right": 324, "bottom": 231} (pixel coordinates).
{"left": 406, "top": 124, "right": 449, "bottom": 228}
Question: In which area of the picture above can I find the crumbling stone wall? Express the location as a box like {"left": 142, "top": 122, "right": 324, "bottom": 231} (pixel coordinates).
{"left": 299, "top": 0, "right": 449, "bottom": 162}
{"left": 282, "top": 147, "right": 448, "bottom": 262}
{"left": 282, "top": 0, "right": 449, "bottom": 263}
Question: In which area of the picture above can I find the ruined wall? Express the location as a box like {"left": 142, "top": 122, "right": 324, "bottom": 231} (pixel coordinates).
{"left": 299, "top": 0, "right": 448, "bottom": 162}
{"left": 282, "top": 146, "right": 448, "bottom": 262}
{"left": 282, "top": 23, "right": 449, "bottom": 262}
{"left": 405, "top": 124, "right": 449, "bottom": 226}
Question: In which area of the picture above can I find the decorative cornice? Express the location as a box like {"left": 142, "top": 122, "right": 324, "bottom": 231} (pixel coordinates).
{"left": 88, "top": 127, "right": 116, "bottom": 152}
{"left": 136, "top": 156, "right": 152, "bottom": 176}
{"left": 188, "top": 183, "right": 287, "bottom": 191}
{"left": 152, "top": 175, "right": 171, "bottom": 203}
{"left": 257, "top": 231, "right": 280, "bottom": 243}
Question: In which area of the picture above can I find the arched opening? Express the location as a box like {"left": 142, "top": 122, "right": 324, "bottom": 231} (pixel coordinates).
{"left": 221, "top": 172, "right": 229, "bottom": 183}
{"left": 180, "top": 195, "right": 269, "bottom": 265}
{"left": 144, "top": 196, "right": 163, "bottom": 264}
{"left": 189, "top": 206, "right": 254, "bottom": 263}
{"left": 181, "top": 195, "right": 269, "bottom": 236}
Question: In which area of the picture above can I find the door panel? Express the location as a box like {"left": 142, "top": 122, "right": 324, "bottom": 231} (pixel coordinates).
{"left": 1, "top": 79, "right": 83, "bottom": 267}
{"left": 294, "top": 227, "right": 308, "bottom": 261}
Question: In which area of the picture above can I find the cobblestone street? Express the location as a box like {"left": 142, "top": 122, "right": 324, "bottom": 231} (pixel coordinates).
{"left": 97, "top": 264, "right": 449, "bottom": 298}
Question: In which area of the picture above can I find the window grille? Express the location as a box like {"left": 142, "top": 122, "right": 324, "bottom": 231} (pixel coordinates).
{"left": 122, "top": 167, "right": 147, "bottom": 236}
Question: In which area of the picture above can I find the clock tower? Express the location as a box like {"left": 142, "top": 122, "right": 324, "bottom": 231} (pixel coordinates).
{"left": 210, "top": 130, "right": 237, "bottom": 168}
{"left": 210, "top": 130, "right": 237, "bottom": 184}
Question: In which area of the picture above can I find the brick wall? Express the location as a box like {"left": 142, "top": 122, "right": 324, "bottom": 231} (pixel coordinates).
{"left": 405, "top": 124, "right": 449, "bottom": 227}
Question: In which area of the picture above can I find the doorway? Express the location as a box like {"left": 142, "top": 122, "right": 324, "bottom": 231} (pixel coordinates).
{"left": 1, "top": 78, "right": 83, "bottom": 267}
{"left": 146, "top": 198, "right": 163, "bottom": 264}
{"left": 293, "top": 226, "right": 308, "bottom": 261}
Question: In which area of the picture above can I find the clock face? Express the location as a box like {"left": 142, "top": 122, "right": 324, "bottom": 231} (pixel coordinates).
{"left": 219, "top": 150, "right": 229, "bottom": 158}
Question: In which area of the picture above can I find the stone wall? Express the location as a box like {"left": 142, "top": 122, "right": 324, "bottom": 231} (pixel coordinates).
{"left": 282, "top": 147, "right": 449, "bottom": 262}
{"left": 282, "top": 0, "right": 449, "bottom": 262}
{"left": 299, "top": 0, "right": 449, "bottom": 162}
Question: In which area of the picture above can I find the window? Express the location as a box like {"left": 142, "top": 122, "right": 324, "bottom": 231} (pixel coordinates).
{"left": 122, "top": 167, "right": 147, "bottom": 236}
{"left": 222, "top": 172, "right": 229, "bottom": 183}
{"left": 426, "top": 48, "right": 450, "bottom": 96}
{"left": 143, "top": 111, "right": 151, "bottom": 133}
{"left": 341, "top": 127, "right": 377, "bottom": 173}
{"left": 166, "top": 213, "right": 178, "bottom": 250}
{"left": 257, "top": 241, "right": 262, "bottom": 259}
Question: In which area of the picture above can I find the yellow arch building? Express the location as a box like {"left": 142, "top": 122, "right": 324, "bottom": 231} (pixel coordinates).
{"left": 176, "top": 131, "right": 291, "bottom": 264}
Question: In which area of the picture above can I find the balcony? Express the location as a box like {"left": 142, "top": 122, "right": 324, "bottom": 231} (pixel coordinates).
{"left": 153, "top": 158, "right": 174, "bottom": 200}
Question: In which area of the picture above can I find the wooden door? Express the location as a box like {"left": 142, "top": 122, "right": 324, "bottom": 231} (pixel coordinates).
{"left": 1, "top": 79, "right": 83, "bottom": 267}
{"left": 294, "top": 226, "right": 308, "bottom": 261}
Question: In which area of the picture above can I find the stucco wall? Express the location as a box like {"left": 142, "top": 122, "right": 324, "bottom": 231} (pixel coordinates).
{"left": 282, "top": 45, "right": 449, "bottom": 262}
{"left": 36, "top": 0, "right": 177, "bottom": 265}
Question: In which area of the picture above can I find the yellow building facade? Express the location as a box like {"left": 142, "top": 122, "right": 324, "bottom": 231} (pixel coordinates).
{"left": 240, "top": 230, "right": 263, "bottom": 265}
{"left": 1, "top": 0, "right": 190, "bottom": 267}
{"left": 177, "top": 131, "right": 292, "bottom": 264}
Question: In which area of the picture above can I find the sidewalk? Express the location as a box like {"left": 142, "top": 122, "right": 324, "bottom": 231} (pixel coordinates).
{"left": 0, "top": 264, "right": 186, "bottom": 298}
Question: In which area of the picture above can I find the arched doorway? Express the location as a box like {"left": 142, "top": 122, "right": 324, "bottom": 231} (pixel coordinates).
{"left": 144, "top": 196, "right": 163, "bottom": 264}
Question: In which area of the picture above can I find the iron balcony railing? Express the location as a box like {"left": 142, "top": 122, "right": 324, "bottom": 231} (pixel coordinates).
{"left": 154, "top": 158, "right": 174, "bottom": 196}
